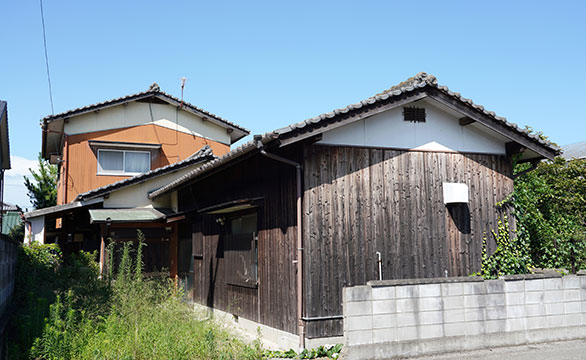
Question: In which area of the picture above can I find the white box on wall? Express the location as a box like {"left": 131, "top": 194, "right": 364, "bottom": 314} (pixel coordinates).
{"left": 443, "top": 183, "right": 469, "bottom": 204}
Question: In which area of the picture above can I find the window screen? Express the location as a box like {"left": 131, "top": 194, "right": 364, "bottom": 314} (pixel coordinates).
{"left": 98, "top": 150, "right": 124, "bottom": 172}
{"left": 225, "top": 213, "right": 258, "bottom": 288}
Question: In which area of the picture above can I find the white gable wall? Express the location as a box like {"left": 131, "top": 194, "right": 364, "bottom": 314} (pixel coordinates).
{"left": 64, "top": 102, "right": 231, "bottom": 145}
{"left": 102, "top": 165, "right": 200, "bottom": 210}
{"left": 317, "top": 99, "right": 508, "bottom": 155}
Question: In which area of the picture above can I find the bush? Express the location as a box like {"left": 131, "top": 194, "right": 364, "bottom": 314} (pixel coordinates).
{"left": 14, "top": 232, "right": 261, "bottom": 360}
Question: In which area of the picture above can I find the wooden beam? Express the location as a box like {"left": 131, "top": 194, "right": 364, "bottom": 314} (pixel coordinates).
{"left": 505, "top": 141, "right": 527, "bottom": 157}
{"left": 459, "top": 117, "right": 475, "bottom": 126}
{"left": 170, "top": 223, "right": 178, "bottom": 280}
{"left": 278, "top": 91, "right": 428, "bottom": 147}
{"left": 428, "top": 89, "right": 557, "bottom": 160}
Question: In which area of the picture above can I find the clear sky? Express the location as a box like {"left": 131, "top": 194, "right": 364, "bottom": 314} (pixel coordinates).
{"left": 1, "top": 1, "right": 585, "bottom": 209}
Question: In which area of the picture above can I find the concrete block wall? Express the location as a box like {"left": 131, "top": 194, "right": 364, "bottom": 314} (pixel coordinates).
{"left": 343, "top": 274, "right": 586, "bottom": 359}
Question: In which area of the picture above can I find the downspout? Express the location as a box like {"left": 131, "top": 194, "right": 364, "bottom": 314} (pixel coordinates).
{"left": 256, "top": 138, "right": 305, "bottom": 349}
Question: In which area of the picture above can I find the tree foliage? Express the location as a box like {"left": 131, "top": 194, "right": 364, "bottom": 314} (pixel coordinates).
{"left": 23, "top": 153, "right": 58, "bottom": 209}
{"left": 514, "top": 157, "right": 586, "bottom": 272}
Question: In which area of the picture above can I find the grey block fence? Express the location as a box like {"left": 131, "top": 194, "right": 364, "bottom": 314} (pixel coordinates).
{"left": 343, "top": 274, "right": 586, "bottom": 359}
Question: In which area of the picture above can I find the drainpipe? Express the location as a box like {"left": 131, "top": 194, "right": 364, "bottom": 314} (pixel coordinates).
{"left": 376, "top": 251, "right": 382, "bottom": 281}
{"left": 256, "top": 137, "right": 305, "bottom": 349}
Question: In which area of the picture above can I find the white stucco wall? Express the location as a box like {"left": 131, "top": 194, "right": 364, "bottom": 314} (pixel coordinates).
{"left": 24, "top": 216, "right": 45, "bottom": 244}
{"left": 317, "top": 99, "right": 508, "bottom": 155}
{"left": 103, "top": 165, "right": 198, "bottom": 209}
{"left": 63, "top": 102, "right": 231, "bottom": 145}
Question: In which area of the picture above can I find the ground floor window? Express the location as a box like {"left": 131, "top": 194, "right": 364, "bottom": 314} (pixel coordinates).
{"left": 224, "top": 212, "right": 258, "bottom": 288}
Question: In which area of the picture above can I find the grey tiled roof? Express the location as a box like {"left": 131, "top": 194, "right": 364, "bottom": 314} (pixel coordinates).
{"left": 76, "top": 145, "right": 216, "bottom": 201}
{"left": 150, "top": 72, "right": 559, "bottom": 199}
{"left": 42, "top": 83, "right": 249, "bottom": 135}
{"left": 562, "top": 141, "right": 586, "bottom": 160}
{"left": 148, "top": 133, "right": 279, "bottom": 199}
{"left": 275, "top": 72, "right": 558, "bottom": 152}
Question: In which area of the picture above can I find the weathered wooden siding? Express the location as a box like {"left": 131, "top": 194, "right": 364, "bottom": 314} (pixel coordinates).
{"left": 179, "top": 152, "right": 299, "bottom": 334}
{"left": 303, "top": 145, "right": 514, "bottom": 338}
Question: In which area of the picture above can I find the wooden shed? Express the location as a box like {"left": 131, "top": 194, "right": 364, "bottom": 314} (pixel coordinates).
{"left": 148, "top": 73, "right": 559, "bottom": 347}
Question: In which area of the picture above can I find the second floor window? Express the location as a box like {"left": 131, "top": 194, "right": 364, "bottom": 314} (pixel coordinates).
{"left": 98, "top": 149, "right": 150, "bottom": 175}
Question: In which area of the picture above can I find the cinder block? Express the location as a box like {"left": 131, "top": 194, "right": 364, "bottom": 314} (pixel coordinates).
{"left": 466, "top": 321, "right": 486, "bottom": 336}
{"left": 485, "top": 319, "right": 506, "bottom": 333}
{"left": 345, "top": 286, "right": 372, "bottom": 302}
{"left": 526, "top": 316, "right": 546, "bottom": 330}
{"left": 441, "top": 282, "right": 464, "bottom": 297}
{"left": 464, "top": 282, "right": 486, "bottom": 295}
{"left": 372, "top": 286, "right": 396, "bottom": 300}
{"left": 419, "top": 324, "right": 444, "bottom": 339}
{"left": 544, "top": 278, "right": 563, "bottom": 290}
{"left": 486, "top": 293, "right": 506, "bottom": 307}
{"left": 443, "top": 296, "right": 464, "bottom": 310}
{"left": 525, "top": 279, "right": 544, "bottom": 291}
{"left": 563, "top": 276, "right": 581, "bottom": 289}
{"left": 372, "top": 300, "right": 396, "bottom": 315}
{"left": 526, "top": 291, "right": 544, "bottom": 304}
{"left": 564, "top": 289, "right": 581, "bottom": 302}
{"left": 505, "top": 317, "right": 525, "bottom": 332}
{"left": 443, "top": 322, "right": 466, "bottom": 337}
{"left": 564, "top": 301, "right": 582, "bottom": 314}
{"left": 544, "top": 290, "right": 564, "bottom": 303}
{"left": 346, "top": 330, "right": 373, "bottom": 346}
{"left": 580, "top": 277, "right": 586, "bottom": 291}
{"left": 396, "top": 326, "right": 418, "bottom": 341}
{"left": 419, "top": 311, "right": 443, "bottom": 325}
{"left": 418, "top": 297, "right": 442, "bottom": 311}
{"left": 396, "top": 298, "right": 416, "bottom": 313}
{"left": 345, "top": 301, "right": 371, "bottom": 317}
{"left": 419, "top": 284, "right": 441, "bottom": 298}
{"left": 486, "top": 280, "right": 504, "bottom": 294}
{"left": 526, "top": 304, "right": 545, "bottom": 317}
{"left": 464, "top": 295, "right": 483, "bottom": 308}
{"left": 396, "top": 285, "right": 419, "bottom": 299}
{"left": 464, "top": 308, "right": 485, "bottom": 321}
{"left": 443, "top": 308, "right": 466, "bottom": 323}
{"left": 504, "top": 280, "right": 525, "bottom": 293}
{"left": 372, "top": 313, "right": 396, "bottom": 329}
{"left": 565, "top": 314, "right": 583, "bottom": 327}
{"left": 545, "top": 302, "right": 564, "bottom": 315}
{"left": 372, "top": 327, "right": 397, "bottom": 343}
{"left": 346, "top": 315, "right": 372, "bottom": 331}
{"left": 506, "top": 305, "right": 526, "bottom": 319}
{"left": 505, "top": 292, "right": 525, "bottom": 305}
{"left": 396, "top": 312, "right": 417, "bottom": 327}
{"left": 485, "top": 306, "right": 506, "bottom": 320}
{"left": 546, "top": 315, "right": 565, "bottom": 328}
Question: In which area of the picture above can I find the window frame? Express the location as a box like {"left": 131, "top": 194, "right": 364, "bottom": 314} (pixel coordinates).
{"left": 97, "top": 148, "right": 151, "bottom": 176}
{"left": 223, "top": 210, "right": 259, "bottom": 289}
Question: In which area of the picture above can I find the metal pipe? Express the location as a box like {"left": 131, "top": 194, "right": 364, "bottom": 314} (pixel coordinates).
{"left": 376, "top": 251, "right": 382, "bottom": 281}
{"left": 302, "top": 315, "right": 343, "bottom": 321}
{"left": 259, "top": 147, "right": 305, "bottom": 350}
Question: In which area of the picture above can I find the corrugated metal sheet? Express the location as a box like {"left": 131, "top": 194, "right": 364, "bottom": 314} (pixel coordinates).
{"left": 88, "top": 208, "right": 171, "bottom": 223}
{"left": 2, "top": 212, "right": 22, "bottom": 235}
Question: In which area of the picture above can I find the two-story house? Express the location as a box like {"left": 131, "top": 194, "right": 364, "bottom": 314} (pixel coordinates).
{"left": 24, "top": 84, "right": 249, "bottom": 278}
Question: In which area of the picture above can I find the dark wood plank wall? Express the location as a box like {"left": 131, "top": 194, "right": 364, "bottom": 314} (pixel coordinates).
{"left": 303, "top": 145, "right": 514, "bottom": 338}
{"left": 179, "top": 152, "right": 299, "bottom": 334}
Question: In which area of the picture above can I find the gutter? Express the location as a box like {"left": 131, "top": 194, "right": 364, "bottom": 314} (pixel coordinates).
{"left": 255, "top": 135, "right": 305, "bottom": 350}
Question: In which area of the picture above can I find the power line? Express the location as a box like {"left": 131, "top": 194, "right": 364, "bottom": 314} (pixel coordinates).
{"left": 39, "top": 0, "right": 54, "bottom": 115}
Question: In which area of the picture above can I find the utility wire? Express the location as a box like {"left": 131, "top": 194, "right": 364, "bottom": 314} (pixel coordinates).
{"left": 39, "top": 0, "right": 54, "bottom": 115}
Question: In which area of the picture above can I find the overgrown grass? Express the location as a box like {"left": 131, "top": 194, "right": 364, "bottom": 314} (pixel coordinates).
{"left": 9, "top": 232, "right": 262, "bottom": 360}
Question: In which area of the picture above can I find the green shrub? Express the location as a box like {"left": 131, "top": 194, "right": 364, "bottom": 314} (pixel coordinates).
{"left": 477, "top": 217, "right": 532, "bottom": 279}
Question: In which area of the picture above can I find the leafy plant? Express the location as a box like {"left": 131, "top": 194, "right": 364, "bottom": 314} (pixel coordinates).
{"left": 477, "top": 216, "right": 532, "bottom": 279}
{"left": 24, "top": 153, "right": 58, "bottom": 209}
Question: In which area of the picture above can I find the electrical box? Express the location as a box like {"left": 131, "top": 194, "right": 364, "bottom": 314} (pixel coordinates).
{"left": 442, "top": 182, "right": 469, "bottom": 204}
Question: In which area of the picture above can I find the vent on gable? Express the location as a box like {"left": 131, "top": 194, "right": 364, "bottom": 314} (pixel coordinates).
{"left": 403, "top": 107, "right": 426, "bottom": 123}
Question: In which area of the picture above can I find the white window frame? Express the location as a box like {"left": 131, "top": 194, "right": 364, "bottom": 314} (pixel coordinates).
{"left": 97, "top": 149, "right": 151, "bottom": 176}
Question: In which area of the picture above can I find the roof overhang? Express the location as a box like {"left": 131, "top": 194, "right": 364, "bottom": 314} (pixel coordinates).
{"left": 88, "top": 208, "right": 171, "bottom": 224}
{"left": 0, "top": 101, "right": 11, "bottom": 169}
{"left": 24, "top": 197, "right": 104, "bottom": 220}
{"left": 88, "top": 140, "right": 162, "bottom": 151}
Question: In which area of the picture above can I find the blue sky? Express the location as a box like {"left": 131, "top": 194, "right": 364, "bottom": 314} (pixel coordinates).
{"left": 1, "top": 1, "right": 585, "bottom": 209}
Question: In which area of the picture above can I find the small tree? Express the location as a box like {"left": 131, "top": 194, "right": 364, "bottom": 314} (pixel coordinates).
{"left": 24, "top": 153, "right": 58, "bottom": 209}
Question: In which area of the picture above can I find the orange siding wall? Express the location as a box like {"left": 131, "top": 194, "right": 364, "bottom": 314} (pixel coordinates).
{"left": 57, "top": 124, "right": 229, "bottom": 204}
